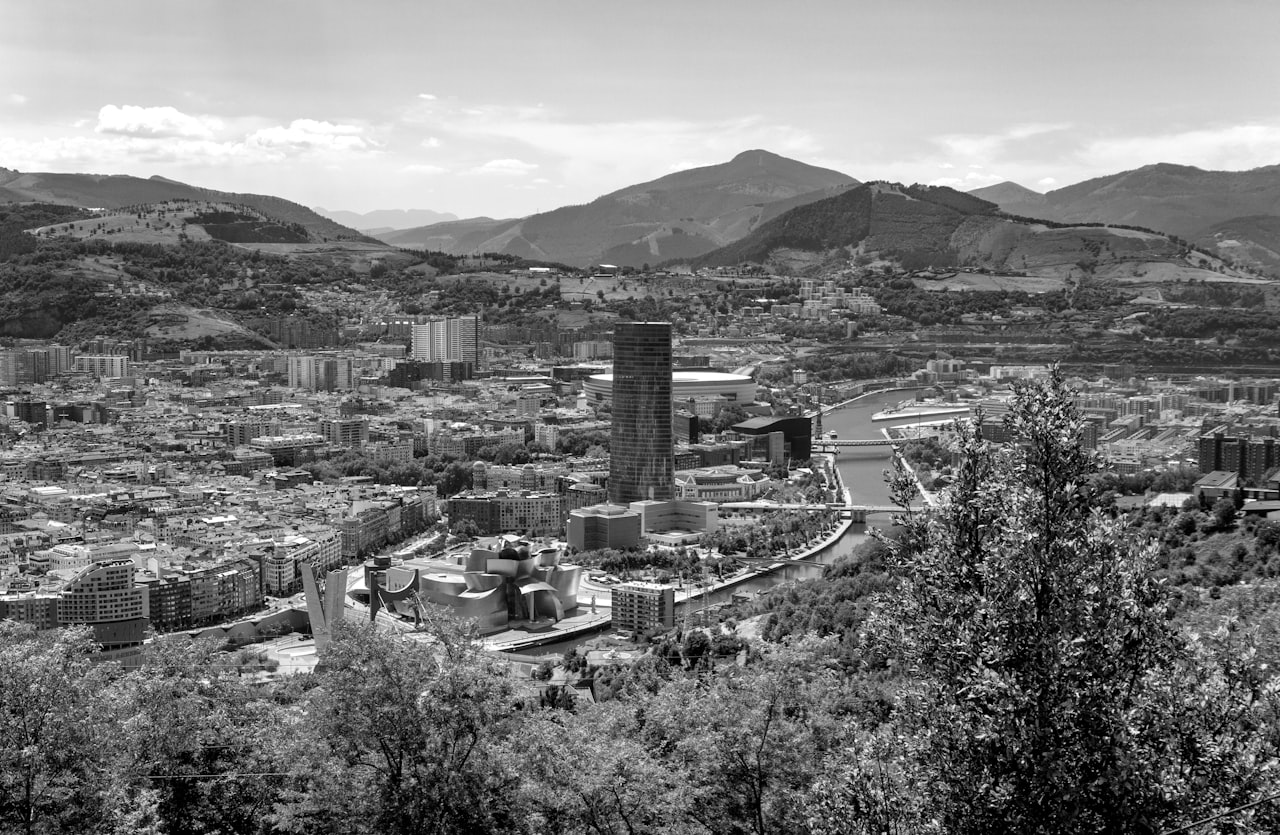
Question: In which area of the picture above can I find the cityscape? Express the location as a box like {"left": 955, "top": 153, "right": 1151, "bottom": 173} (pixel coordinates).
{"left": 6, "top": 2, "right": 1280, "bottom": 833}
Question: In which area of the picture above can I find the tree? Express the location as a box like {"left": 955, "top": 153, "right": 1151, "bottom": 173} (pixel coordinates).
{"left": 272, "top": 619, "right": 523, "bottom": 835}
{"left": 0, "top": 624, "right": 113, "bottom": 835}
{"left": 866, "top": 370, "right": 1280, "bottom": 834}
{"left": 104, "top": 639, "right": 284, "bottom": 835}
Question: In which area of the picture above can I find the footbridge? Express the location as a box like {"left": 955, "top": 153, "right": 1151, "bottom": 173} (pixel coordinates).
{"left": 813, "top": 437, "right": 904, "bottom": 450}
{"left": 719, "top": 501, "right": 903, "bottom": 523}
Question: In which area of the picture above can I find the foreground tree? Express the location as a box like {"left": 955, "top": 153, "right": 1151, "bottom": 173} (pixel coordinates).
{"left": 105, "top": 639, "right": 284, "bottom": 835}
{"left": 272, "top": 617, "right": 524, "bottom": 835}
{"left": 0, "top": 624, "right": 112, "bottom": 835}
{"left": 862, "top": 370, "right": 1280, "bottom": 834}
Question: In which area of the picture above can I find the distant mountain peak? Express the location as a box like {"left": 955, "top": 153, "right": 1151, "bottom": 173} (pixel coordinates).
{"left": 377, "top": 150, "right": 857, "bottom": 266}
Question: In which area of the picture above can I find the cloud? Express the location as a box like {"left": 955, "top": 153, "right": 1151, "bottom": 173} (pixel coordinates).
{"left": 934, "top": 122, "right": 1072, "bottom": 161}
{"left": 8, "top": 93, "right": 27, "bottom": 105}
{"left": 468, "top": 158, "right": 538, "bottom": 176}
{"left": 434, "top": 105, "right": 822, "bottom": 195}
{"left": 246, "top": 119, "right": 368, "bottom": 153}
{"left": 421, "top": 137, "right": 441, "bottom": 149}
{"left": 96, "top": 104, "right": 221, "bottom": 139}
{"left": 1037, "top": 177, "right": 1058, "bottom": 189}
{"left": 417, "top": 93, "right": 437, "bottom": 101}
{"left": 401, "top": 163, "right": 446, "bottom": 175}
{"left": 1079, "top": 123, "right": 1280, "bottom": 173}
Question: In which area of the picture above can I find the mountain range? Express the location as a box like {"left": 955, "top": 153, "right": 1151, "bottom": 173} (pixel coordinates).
{"left": 0, "top": 168, "right": 366, "bottom": 243}
{"left": 686, "top": 180, "right": 1220, "bottom": 286}
{"left": 375, "top": 150, "right": 858, "bottom": 266}
{"left": 312, "top": 207, "right": 458, "bottom": 234}
{"left": 4, "top": 154, "right": 1280, "bottom": 278}
{"left": 970, "top": 163, "right": 1280, "bottom": 275}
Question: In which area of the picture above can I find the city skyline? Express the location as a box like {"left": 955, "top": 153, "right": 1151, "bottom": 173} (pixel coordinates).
{"left": 4, "top": 1, "right": 1279, "bottom": 217}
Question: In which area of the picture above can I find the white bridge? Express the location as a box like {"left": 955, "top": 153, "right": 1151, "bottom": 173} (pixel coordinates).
{"left": 719, "top": 501, "right": 902, "bottom": 522}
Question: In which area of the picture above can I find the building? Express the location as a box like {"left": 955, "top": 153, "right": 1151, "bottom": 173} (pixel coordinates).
{"left": 74, "top": 355, "right": 130, "bottom": 379}
{"left": 612, "top": 581, "right": 676, "bottom": 635}
{"left": 371, "top": 540, "right": 582, "bottom": 634}
{"left": 249, "top": 433, "right": 325, "bottom": 465}
{"left": 731, "top": 415, "right": 813, "bottom": 462}
{"left": 411, "top": 316, "right": 479, "bottom": 364}
{"left": 140, "top": 558, "right": 263, "bottom": 631}
{"left": 566, "top": 503, "right": 642, "bottom": 551}
{"left": 261, "top": 530, "right": 344, "bottom": 596}
{"left": 56, "top": 559, "right": 148, "bottom": 652}
{"left": 445, "top": 490, "right": 564, "bottom": 536}
{"left": 629, "top": 499, "right": 719, "bottom": 546}
{"left": 321, "top": 417, "right": 368, "bottom": 448}
{"left": 608, "top": 322, "right": 674, "bottom": 504}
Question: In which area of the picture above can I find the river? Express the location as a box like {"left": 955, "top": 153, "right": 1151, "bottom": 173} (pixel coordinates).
{"left": 516, "top": 387, "right": 926, "bottom": 656}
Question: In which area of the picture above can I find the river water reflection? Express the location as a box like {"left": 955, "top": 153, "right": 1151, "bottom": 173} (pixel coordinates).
{"left": 517, "top": 388, "right": 927, "bottom": 656}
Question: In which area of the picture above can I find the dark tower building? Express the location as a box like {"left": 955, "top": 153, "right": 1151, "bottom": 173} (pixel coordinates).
{"left": 609, "top": 322, "right": 674, "bottom": 504}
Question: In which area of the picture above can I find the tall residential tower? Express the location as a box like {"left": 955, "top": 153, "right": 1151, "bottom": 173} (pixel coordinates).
{"left": 608, "top": 321, "right": 673, "bottom": 504}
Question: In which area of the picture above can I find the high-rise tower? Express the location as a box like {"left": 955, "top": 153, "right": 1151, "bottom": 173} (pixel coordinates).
{"left": 608, "top": 322, "right": 673, "bottom": 504}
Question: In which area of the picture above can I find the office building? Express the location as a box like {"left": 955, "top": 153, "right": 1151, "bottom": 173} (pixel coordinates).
{"left": 608, "top": 322, "right": 674, "bottom": 504}
{"left": 411, "top": 316, "right": 479, "bottom": 364}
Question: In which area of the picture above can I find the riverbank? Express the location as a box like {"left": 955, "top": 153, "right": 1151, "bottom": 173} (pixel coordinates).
{"left": 675, "top": 451, "right": 854, "bottom": 606}
{"left": 822, "top": 386, "right": 918, "bottom": 414}
{"left": 488, "top": 457, "right": 857, "bottom": 652}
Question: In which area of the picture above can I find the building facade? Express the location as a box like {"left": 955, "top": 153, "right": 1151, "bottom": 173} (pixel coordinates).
{"left": 608, "top": 322, "right": 674, "bottom": 504}
{"left": 612, "top": 581, "right": 676, "bottom": 635}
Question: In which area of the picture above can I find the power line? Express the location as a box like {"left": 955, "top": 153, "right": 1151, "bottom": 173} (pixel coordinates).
{"left": 1160, "top": 790, "right": 1280, "bottom": 835}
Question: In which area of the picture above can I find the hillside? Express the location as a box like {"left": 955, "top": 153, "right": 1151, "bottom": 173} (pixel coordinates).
{"left": 1197, "top": 215, "right": 1280, "bottom": 276}
{"left": 376, "top": 216, "right": 519, "bottom": 252}
{"left": 690, "top": 183, "right": 1000, "bottom": 268}
{"left": 374, "top": 150, "right": 858, "bottom": 266}
{"left": 970, "top": 163, "right": 1280, "bottom": 276}
{"left": 687, "top": 180, "right": 1248, "bottom": 286}
{"left": 0, "top": 169, "right": 371, "bottom": 244}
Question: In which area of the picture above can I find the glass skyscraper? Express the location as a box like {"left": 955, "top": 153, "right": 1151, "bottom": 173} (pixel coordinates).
{"left": 608, "top": 322, "right": 674, "bottom": 504}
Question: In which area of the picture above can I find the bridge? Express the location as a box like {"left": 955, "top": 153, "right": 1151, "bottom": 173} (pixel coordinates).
{"left": 812, "top": 437, "right": 904, "bottom": 449}
{"left": 718, "top": 501, "right": 904, "bottom": 522}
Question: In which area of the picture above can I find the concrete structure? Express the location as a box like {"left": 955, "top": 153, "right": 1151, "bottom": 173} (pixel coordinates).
{"left": 608, "top": 322, "right": 674, "bottom": 504}
{"left": 612, "top": 581, "right": 676, "bottom": 635}
{"left": 566, "top": 503, "right": 642, "bottom": 551}
{"left": 248, "top": 433, "right": 325, "bottom": 465}
{"left": 74, "top": 354, "right": 129, "bottom": 379}
{"left": 321, "top": 417, "right": 368, "bottom": 448}
{"left": 629, "top": 499, "right": 719, "bottom": 546}
{"left": 445, "top": 490, "right": 565, "bottom": 537}
{"left": 411, "top": 316, "right": 479, "bottom": 364}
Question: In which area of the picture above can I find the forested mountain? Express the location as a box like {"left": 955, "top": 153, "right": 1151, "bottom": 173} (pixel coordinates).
{"left": 970, "top": 163, "right": 1280, "bottom": 276}
{"left": 687, "top": 180, "right": 1216, "bottom": 279}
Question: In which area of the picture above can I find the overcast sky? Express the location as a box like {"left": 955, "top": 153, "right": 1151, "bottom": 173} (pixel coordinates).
{"left": 3, "top": 0, "right": 1279, "bottom": 217}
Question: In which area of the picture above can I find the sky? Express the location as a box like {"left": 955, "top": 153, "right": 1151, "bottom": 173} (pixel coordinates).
{"left": 3, "top": 0, "right": 1280, "bottom": 218}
